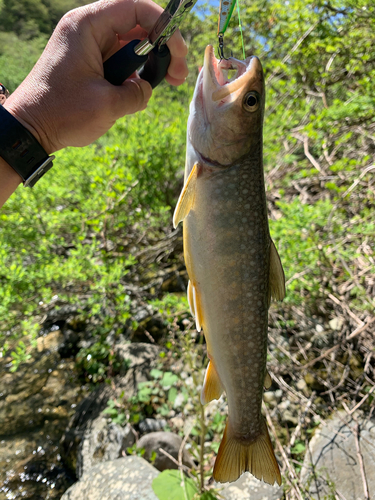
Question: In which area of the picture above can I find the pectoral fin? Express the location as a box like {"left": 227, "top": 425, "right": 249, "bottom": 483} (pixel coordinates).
{"left": 264, "top": 370, "right": 272, "bottom": 389}
{"left": 269, "top": 239, "right": 286, "bottom": 305}
{"left": 173, "top": 163, "right": 198, "bottom": 228}
{"left": 201, "top": 359, "right": 224, "bottom": 405}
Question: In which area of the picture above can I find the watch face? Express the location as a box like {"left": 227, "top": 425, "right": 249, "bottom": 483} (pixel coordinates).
{"left": 0, "top": 83, "right": 9, "bottom": 105}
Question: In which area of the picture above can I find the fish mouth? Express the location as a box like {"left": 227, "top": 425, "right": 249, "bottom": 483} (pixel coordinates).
{"left": 203, "top": 45, "right": 263, "bottom": 103}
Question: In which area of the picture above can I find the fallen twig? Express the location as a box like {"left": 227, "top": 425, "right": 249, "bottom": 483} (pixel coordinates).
{"left": 298, "top": 317, "right": 375, "bottom": 370}
{"left": 264, "top": 404, "right": 305, "bottom": 500}
{"left": 354, "top": 422, "right": 370, "bottom": 500}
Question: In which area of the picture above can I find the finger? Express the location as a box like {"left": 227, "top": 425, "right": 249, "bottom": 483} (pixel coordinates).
{"left": 118, "top": 26, "right": 149, "bottom": 43}
{"left": 165, "top": 74, "right": 187, "bottom": 86}
{"left": 113, "top": 78, "right": 152, "bottom": 117}
{"left": 89, "top": 0, "right": 188, "bottom": 60}
{"left": 167, "top": 55, "right": 189, "bottom": 82}
{"left": 166, "top": 29, "right": 188, "bottom": 59}
{"left": 89, "top": 0, "right": 164, "bottom": 43}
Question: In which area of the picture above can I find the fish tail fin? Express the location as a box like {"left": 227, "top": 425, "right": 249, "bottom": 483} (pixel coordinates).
{"left": 213, "top": 416, "right": 281, "bottom": 486}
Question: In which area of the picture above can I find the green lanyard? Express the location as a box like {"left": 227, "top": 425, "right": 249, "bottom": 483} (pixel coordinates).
{"left": 217, "top": 0, "right": 245, "bottom": 59}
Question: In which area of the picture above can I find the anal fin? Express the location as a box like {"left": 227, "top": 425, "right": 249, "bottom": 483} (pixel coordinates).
{"left": 201, "top": 359, "right": 224, "bottom": 405}
{"left": 213, "top": 417, "right": 281, "bottom": 486}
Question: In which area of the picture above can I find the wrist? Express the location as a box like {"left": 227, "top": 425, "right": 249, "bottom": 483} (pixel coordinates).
{"left": 0, "top": 104, "right": 55, "bottom": 187}
{"left": 0, "top": 157, "right": 22, "bottom": 208}
{"left": 4, "top": 91, "right": 54, "bottom": 155}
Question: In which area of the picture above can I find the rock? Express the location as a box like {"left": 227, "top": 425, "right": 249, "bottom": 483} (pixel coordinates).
{"left": 77, "top": 416, "right": 136, "bottom": 478}
{"left": 37, "top": 329, "right": 64, "bottom": 353}
{"left": 0, "top": 333, "right": 82, "bottom": 499}
{"left": 329, "top": 317, "right": 344, "bottom": 331}
{"left": 61, "top": 456, "right": 159, "bottom": 500}
{"left": 170, "top": 416, "right": 184, "bottom": 430}
{"left": 60, "top": 384, "right": 113, "bottom": 473}
{"left": 296, "top": 379, "right": 307, "bottom": 392}
{"left": 215, "top": 472, "right": 283, "bottom": 500}
{"left": 0, "top": 347, "right": 79, "bottom": 436}
{"left": 115, "top": 342, "right": 161, "bottom": 376}
{"left": 61, "top": 343, "right": 160, "bottom": 473}
{"left": 301, "top": 411, "right": 375, "bottom": 499}
{"left": 263, "top": 390, "right": 282, "bottom": 407}
{"left": 139, "top": 418, "right": 167, "bottom": 434}
{"left": 137, "top": 431, "right": 195, "bottom": 472}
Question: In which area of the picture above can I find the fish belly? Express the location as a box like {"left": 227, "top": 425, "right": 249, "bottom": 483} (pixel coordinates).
{"left": 184, "top": 157, "right": 270, "bottom": 439}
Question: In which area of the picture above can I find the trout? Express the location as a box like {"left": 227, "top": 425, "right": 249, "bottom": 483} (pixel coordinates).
{"left": 173, "top": 45, "right": 285, "bottom": 485}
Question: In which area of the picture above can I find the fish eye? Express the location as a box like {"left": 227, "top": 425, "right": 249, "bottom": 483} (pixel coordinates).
{"left": 243, "top": 91, "right": 260, "bottom": 112}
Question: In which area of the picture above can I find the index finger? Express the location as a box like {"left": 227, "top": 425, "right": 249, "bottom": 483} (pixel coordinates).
{"left": 87, "top": 0, "right": 187, "bottom": 58}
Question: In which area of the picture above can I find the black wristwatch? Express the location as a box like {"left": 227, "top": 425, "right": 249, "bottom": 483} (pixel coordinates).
{"left": 0, "top": 103, "right": 55, "bottom": 187}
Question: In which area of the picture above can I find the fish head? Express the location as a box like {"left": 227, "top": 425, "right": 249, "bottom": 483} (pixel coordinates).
{"left": 188, "top": 45, "right": 265, "bottom": 166}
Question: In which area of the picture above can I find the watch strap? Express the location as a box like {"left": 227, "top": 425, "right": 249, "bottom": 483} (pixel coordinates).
{"left": 0, "top": 105, "right": 54, "bottom": 187}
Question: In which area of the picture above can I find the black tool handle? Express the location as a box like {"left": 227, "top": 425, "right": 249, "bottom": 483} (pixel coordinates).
{"left": 139, "top": 45, "right": 171, "bottom": 89}
{"left": 103, "top": 39, "right": 148, "bottom": 86}
{"left": 103, "top": 40, "right": 171, "bottom": 89}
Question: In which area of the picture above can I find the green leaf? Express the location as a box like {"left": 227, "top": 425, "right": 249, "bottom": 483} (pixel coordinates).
{"left": 150, "top": 368, "right": 163, "bottom": 379}
{"left": 152, "top": 470, "right": 198, "bottom": 500}
{"left": 291, "top": 442, "right": 306, "bottom": 454}
{"left": 200, "top": 492, "right": 220, "bottom": 500}
{"left": 160, "top": 372, "right": 179, "bottom": 389}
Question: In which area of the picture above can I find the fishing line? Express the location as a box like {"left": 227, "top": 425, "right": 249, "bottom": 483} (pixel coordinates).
{"left": 236, "top": 0, "right": 246, "bottom": 60}
{"left": 218, "top": 0, "right": 246, "bottom": 59}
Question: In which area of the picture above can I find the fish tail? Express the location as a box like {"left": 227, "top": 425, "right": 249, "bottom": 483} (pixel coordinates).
{"left": 213, "top": 416, "right": 281, "bottom": 486}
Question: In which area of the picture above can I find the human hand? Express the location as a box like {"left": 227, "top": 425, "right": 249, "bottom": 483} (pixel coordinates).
{"left": 4, "top": 0, "right": 188, "bottom": 154}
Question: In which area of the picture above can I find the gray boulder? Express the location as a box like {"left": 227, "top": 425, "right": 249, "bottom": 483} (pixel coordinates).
{"left": 61, "top": 342, "right": 160, "bottom": 473}
{"left": 301, "top": 411, "right": 375, "bottom": 499}
{"left": 215, "top": 472, "right": 283, "bottom": 500}
{"left": 61, "top": 456, "right": 159, "bottom": 500}
{"left": 137, "top": 431, "right": 195, "bottom": 472}
{"left": 77, "top": 416, "right": 136, "bottom": 477}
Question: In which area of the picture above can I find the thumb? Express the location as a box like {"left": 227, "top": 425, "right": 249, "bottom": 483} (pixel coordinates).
{"left": 115, "top": 78, "right": 152, "bottom": 117}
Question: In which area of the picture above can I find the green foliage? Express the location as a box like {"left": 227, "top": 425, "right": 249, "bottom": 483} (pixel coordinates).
{"left": 102, "top": 398, "right": 128, "bottom": 425}
{"left": 129, "top": 367, "right": 186, "bottom": 422}
{"left": 0, "top": 0, "right": 90, "bottom": 38}
{"left": 152, "top": 470, "right": 198, "bottom": 500}
{"left": 76, "top": 341, "right": 126, "bottom": 383}
{"left": 0, "top": 91, "right": 188, "bottom": 358}
{"left": 2, "top": 1, "right": 375, "bottom": 495}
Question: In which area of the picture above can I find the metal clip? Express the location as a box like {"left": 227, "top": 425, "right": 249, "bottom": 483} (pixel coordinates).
{"left": 218, "top": 33, "right": 228, "bottom": 60}
{"left": 135, "top": 0, "right": 197, "bottom": 55}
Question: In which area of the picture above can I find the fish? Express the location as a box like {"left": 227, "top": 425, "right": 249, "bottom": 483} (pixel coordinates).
{"left": 173, "top": 45, "right": 285, "bottom": 485}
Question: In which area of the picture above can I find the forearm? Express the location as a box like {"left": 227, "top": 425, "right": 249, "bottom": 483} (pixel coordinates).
{"left": 0, "top": 157, "right": 22, "bottom": 208}
{"left": 0, "top": 0, "right": 188, "bottom": 209}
